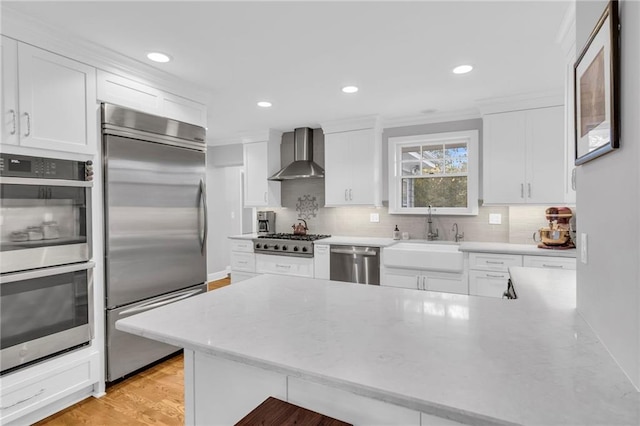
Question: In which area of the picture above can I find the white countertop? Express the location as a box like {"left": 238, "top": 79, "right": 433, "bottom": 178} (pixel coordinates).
{"left": 459, "top": 241, "right": 577, "bottom": 257}
{"left": 117, "top": 272, "right": 638, "bottom": 425}
{"left": 228, "top": 233, "right": 257, "bottom": 240}
{"left": 315, "top": 235, "right": 396, "bottom": 247}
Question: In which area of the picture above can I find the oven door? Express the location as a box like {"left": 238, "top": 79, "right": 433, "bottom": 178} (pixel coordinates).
{"left": 0, "top": 177, "right": 91, "bottom": 274}
{"left": 0, "top": 262, "right": 94, "bottom": 375}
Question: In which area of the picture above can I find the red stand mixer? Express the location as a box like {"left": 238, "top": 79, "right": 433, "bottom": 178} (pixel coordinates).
{"left": 534, "top": 207, "right": 575, "bottom": 249}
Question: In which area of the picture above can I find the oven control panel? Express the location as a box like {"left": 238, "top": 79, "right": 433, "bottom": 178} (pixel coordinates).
{"left": 0, "top": 154, "right": 91, "bottom": 181}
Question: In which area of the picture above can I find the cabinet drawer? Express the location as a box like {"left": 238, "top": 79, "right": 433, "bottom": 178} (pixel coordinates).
{"left": 255, "top": 254, "right": 313, "bottom": 278}
{"left": 231, "top": 252, "right": 255, "bottom": 272}
{"left": 231, "top": 240, "right": 255, "bottom": 253}
{"left": 1, "top": 352, "right": 98, "bottom": 423}
{"left": 469, "top": 270, "right": 510, "bottom": 298}
{"left": 523, "top": 255, "right": 576, "bottom": 270}
{"left": 469, "top": 253, "right": 522, "bottom": 272}
{"left": 426, "top": 274, "right": 468, "bottom": 295}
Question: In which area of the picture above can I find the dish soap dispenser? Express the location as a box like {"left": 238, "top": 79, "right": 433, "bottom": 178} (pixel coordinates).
{"left": 393, "top": 225, "right": 401, "bottom": 240}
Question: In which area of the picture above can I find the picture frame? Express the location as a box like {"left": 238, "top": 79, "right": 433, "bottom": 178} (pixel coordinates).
{"left": 574, "top": 0, "right": 620, "bottom": 165}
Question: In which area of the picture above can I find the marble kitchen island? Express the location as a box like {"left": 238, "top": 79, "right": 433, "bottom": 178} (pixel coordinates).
{"left": 116, "top": 272, "right": 639, "bottom": 425}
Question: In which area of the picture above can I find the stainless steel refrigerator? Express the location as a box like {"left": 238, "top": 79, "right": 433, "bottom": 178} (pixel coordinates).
{"left": 102, "top": 103, "right": 208, "bottom": 382}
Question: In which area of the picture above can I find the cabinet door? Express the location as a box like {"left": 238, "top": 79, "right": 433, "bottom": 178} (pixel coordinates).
{"left": 1, "top": 36, "right": 19, "bottom": 146}
{"left": 161, "top": 92, "right": 207, "bottom": 127}
{"left": 313, "top": 244, "right": 330, "bottom": 279}
{"left": 381, "top": 268, "right": 422, "bottom": 290}
{"left": 468, "top": 270, "right": 510, "bottom": 298}
{"left": 424, "top": 272, "right": 468, "bottom": 295}
{"left": 483, "top": 111, "right": 526, "bottom": 204}
{"left": 96, "top": 70, "right": 161, "bottom": 114}
{"left": 17, "top": 43, "right": 96, "bottom": 154}
{"left": 346, "top": 128, "right": 377, "bottom": 205}
{"left": 525, "top": 106, "right": 565, "bottom": 204}
{"left": 324, "top": 131, "right": 351, "bottom": 206}
{"left": 244, "top": 141, "right": 269, "bottom": 206}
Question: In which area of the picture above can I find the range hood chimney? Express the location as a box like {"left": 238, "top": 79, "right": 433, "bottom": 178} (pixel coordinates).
{"left": 268, "top": 127, "right": 325, "bottom": 181}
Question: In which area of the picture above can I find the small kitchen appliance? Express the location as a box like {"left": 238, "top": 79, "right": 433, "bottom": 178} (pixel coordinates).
{"left": 257, "top": 211, "right": 275, "bottom": 236}
{"left": 534, "top": 207, "right": 575, "bottom": 249}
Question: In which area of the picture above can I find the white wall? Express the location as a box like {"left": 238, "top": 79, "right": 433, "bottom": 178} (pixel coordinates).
{"left": 206, "top": 164, "right": 243, "bottom": 281}
{"left": 575, "top": 0, "right": 640, "bottom": 389}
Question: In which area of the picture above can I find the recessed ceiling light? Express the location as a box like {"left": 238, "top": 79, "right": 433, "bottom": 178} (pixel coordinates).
{"left": 342, "top": 86, "right": 359, "bottom": 94}
{"left": 452, "top": 65, "right": 473, "bottom": 74}
{"left": 147, "top": 52, "right": 171, "bottom": 63}
{"left": 257, "top": 101, "right": 272, "bottom": 108}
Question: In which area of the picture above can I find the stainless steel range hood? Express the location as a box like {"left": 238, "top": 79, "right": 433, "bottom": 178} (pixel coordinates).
{"left": 268, "top": 127, "right": 325, "bottom": 180}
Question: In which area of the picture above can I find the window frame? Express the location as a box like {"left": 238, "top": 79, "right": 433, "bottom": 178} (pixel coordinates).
{"left": 388, "top": 130, "right": 479, "bottom": 215}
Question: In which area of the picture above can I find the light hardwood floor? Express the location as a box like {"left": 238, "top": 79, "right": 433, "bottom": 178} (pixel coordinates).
{"left": 35, "top": 276, "right": 231, "bottom": 426}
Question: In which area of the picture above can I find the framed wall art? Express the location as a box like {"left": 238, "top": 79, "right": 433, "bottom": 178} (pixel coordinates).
{"left": 574, "top": 0, "right": 620, "bottom": 165}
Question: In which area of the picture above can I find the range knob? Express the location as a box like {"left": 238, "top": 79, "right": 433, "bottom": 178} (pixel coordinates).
{"left": 302, "top": 246, "right": 308, "bottom": 252}
{"left": 263, "top": 244, "right": 269, "bottom": 249}
{"left": 255, "top": 243, "right": 261, "bottom": 249}
{"left": 293, "top": 246, "right": 299, "bottom": 252}
{"left": 274, "top": 245, "right": 279, "bottom": 250}
{"left": 282, "top": 245, "right": 288, "bottom": 251}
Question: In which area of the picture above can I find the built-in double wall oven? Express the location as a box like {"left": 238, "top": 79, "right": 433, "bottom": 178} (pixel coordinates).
{"left": 0, "top": 153, "right": 94, "bottom": 375}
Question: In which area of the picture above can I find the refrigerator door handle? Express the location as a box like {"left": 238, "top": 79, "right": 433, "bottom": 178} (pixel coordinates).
{"left": 199, "top": 179, "right": 208, "bottom": 255}
{"left": 119, "top": 288, "right": 204, "bottom": 316}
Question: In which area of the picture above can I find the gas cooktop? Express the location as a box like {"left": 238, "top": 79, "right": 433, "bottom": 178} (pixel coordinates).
{"left": 253, "top": 234, "right": 331, "bottom": 257}
{"left": 257, "top": 233, "right": 331, "bottom": 241}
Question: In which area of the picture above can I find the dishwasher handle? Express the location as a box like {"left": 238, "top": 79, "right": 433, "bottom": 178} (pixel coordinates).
{"left": 330, "top": 248, "right": 378, "bottom": 256}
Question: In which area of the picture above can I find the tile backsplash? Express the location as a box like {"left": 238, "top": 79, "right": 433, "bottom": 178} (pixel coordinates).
{"left": 268, "top": 180, "right": 575, "bottom": 244}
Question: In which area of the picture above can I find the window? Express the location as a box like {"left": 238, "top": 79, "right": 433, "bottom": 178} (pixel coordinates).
{"left": 388, "top": 130, "right": 479, "bottom": 215}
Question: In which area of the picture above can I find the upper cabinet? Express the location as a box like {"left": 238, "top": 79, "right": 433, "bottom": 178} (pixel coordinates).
{"left": 1, "top": 36, "right": 97, "bottom": 155}
{"left": 322, "top": 117, "right": 382, "bottom": 207}
{"left": 243, "top": 130, "right": 282, "bottom": 208}
{"left": 97, "top": 70, "right": 207, "bottom": 128}
{"left": 483, "top": 106, "right": 565, "bottom": 205}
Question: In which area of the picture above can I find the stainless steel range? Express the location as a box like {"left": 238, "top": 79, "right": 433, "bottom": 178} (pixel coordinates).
{"left": 253, "top": 233, "right": 331, "bottom": 257}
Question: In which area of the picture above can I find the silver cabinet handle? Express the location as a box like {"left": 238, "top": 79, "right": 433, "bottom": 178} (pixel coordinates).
{"left": 1, "top": 388, "right": 45, "bottom": 409}
{"left": 520, "top": 183, "right": 524, "bottom": 198}
{"left": 344, "top": 189, "right": 348, "bottom": 201}
{"left": 275, "top": 264, "right": 291, "bottom": 269}
{"left": 9, "top": 109, "right": 16, "bottom": 135}
{"left": 24, "top": 112, "right": 31, "bottom": 137}
{"left": 264, "top": 191, "right": 267, "bottom": 202}
{"left": 486, "top": 274, "right": 506, "bottom": 278}
{"left": 416, "top": 275, "right": 420, "bottom": 290}
{"left": 349, "top": 189, "right": 353, "bottom": 201}
{"left": 422, "top": 276, "right": 427, "bottom": 291}
{"left": 528, "top": 183, "right": 531, "bottom": 198}
{"left": 542, "top": 264, "right": 564, "bottom": 268}
{"left": 486, "top": 260, "right": 504, "bottom": 265}
{"left": 237, "top": 260, "right": 248, "bottom": 265}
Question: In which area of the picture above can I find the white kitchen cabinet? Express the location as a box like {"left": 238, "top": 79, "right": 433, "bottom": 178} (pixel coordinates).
{"left": 288, "top": 377, "right": 420, "bottom": 425}
{"left": 523, "top": 255, "right": 576, "bottom": 270}
{"left": 243, "top": 135, "right": 281, "bottom": 207}
{"left": 313, "top": 244, "right": 330, "bottom": 279}
{"left": 255, "top": 254, "right": 313, "bottom": 278}
{"left": 0, "top": 349, "right": 100, "bottom": 425}
{"left": 323, "top": 122, "right": 382, "bottom": 207}
{"left": 483, "top": 106, "right": 564, "bottom": 204}
{"left": 96, "top": 70, "right": 207, "bottom": 127}
{"left": 1, "top": 37, "right": 97, "bottom": 155}
{"left": 382, "top": 267, "right": 467, "bottom": 295}
{"left": 468, "top": 252, "right": 522, "bottom": 298}
{"left": 229, "top": 238, "right": 257, "bottom": 283}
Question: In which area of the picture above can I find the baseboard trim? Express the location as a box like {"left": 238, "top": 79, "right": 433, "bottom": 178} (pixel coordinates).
{"left": 207, "top": 270, "right": 229, "bottom": 282}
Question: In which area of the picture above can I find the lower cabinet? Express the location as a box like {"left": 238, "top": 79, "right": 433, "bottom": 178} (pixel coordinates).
{"left": 468, "top": 270, "right": 511, "bottom": 298}
{"left": 255, "top": 254, "right": 314, "bottom": 278}
{"left": 313, "top": 244, "right": 330, "bottom": 279}
{"left": 0, "top": 349, "right": 100, "bottom": 425}
{"left": 382, "top": 268, "right": 467, "bottom": 295}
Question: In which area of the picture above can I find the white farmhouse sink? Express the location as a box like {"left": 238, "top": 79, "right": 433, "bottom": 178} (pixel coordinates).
{"left": 383, "top": 241, "right": 463, "bottom": 272}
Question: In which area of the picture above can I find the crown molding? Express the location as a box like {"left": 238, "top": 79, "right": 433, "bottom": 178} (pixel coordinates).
{"left": 320, "top": 115, "right": 380, "bottom": 134}
{"left": 1, "top": 7, "right": 208, "bottom": 104}
{"left": 555, "top": 1, "right": 576, "bottom": 56}
{"left": 476, "top": 91, "right": 564, "bottom": 116}
{"left": 381, "top": 108, "right": 481, "bottom": 129}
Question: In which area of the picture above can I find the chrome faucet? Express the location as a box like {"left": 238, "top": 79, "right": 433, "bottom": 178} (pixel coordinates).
{"left": 452, "top": 223, "right": 464, "bottom": 242}
{"left": 426, "top": 205, "right": 439, "bottom": 241}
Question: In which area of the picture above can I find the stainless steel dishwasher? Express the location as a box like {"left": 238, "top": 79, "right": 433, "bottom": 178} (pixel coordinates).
{"left": 330, "top": 245, "right": 380, "bottom": 285}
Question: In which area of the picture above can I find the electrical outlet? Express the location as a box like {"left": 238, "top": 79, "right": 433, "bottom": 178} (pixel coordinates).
{"left": 489, "top": 213, "right": 502, "bottom": 225}
{"left": 370, "top": 213, "right": 380, "bottom": 223}
{"left": 580, "top": 233, "right": 588, "bottom": 264}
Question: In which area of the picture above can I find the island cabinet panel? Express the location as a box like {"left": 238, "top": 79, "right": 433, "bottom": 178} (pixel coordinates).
{"left": 287, "top": 377, "right": 421, "bottom": 425}
{"left": 191, "top": 352, "right": 286, "bottom": 426}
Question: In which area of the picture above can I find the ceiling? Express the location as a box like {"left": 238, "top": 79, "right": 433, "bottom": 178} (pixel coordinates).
{"left": 3, "top": 1, "right": 571, "bottom": 143}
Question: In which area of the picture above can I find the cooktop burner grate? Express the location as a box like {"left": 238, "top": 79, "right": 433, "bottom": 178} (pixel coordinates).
{"left": 257, "top": 233, "right": 331, "bottom": 241}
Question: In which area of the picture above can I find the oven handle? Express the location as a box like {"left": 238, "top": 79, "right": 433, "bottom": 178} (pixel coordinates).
{"left": 0, "top": 261, "right": 95, "bottom": 284}
{"left": 0, "top": 177, "right": 92, "bottom": 187}
{"left": 330, "top": 248, "right": 378, "bottom": 256}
